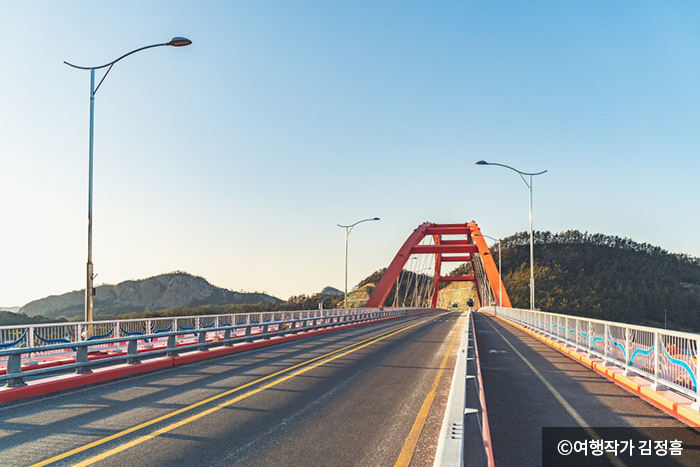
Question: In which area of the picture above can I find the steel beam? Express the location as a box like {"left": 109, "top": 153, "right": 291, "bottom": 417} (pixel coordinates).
{"left": 439, "top": 275, "right": 475, "bottom": 282}
{"left": 411, "top": 244, "right": 479, "bottom": 255}
{"left": 440, "top": 255, "right": 471, "bottom": 262}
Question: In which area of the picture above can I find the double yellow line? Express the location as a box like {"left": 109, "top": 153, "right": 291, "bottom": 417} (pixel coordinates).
{"left": 395, "top": 315, "right": 464, "bottom": 466}
{"left": 34, "top": 312, "right": 450, "bottom": 467}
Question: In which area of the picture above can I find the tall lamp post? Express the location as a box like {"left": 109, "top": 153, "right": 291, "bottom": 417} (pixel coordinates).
{"left": 475, "top": 160, "right": 546, "bottom": 310}
{"left": 474, "top": 233, "right": 502, "bottom": 308}
{"left": 65, "top": 37, "right": 192, "bottom": 324}
{"left": 337, "top": 217, "right": 380, "bottom": 310}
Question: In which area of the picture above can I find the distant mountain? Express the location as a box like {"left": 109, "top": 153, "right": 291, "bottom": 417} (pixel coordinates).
{"left": 20, "top": 272, "right": 281, "bottom": 320}
{"left": 320, "top": 286, "right": 343, "bottom": 296}
{"left": 0, "top": 307, "right": 20, "bottom": 313}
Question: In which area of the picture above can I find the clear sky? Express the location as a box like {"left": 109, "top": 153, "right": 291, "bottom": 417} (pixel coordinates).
{"left": 1, "top": 1, "right": 699, "bottom": 306}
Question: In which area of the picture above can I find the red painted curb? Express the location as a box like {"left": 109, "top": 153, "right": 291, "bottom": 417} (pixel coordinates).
{"left": 0, "top": 312, "right": 432, "bottom": 404}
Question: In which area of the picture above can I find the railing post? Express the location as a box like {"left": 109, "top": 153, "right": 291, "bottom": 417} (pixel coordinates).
{"left": 167, "top": 334, "right": 179, "bottom": 356}
{"left": 75, "top": 345, "right": 92, "bottom": 374}
{"left": 587, "top": 320, "right": 593, "bottom": 357}
{"left": 561, "top": 316, "right": 565, "bottom": 342}
{"left": 198, "top": 330, "right": 209, "bottom": 351}
{"left": 651, "top": 331, "right": 665, "bottom": 391}
{"left": 603, "top": 323, "right": 612, "bottom": 366}
{"left": 6, "top": 354, "right": 26, "bottom": 387}
{"left": 693, "top": 337, "right": 700, "bottom": 411}
{"left": 550, "top": 315, "right": 554, "bottom": 337}
{"left": 28, "top": 326, "right": 35, "bottom": 348}
{"left": 127, "top": 339, "right": 140, "bottom": 364}
{"left": 624, "top": 326, "right": 632, "bottom": 375}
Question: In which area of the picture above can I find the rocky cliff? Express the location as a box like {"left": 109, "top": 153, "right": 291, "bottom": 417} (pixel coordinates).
{"left": 320, "top": 286, "right": 343, "bottom": 296}
{"left": 20, "top": 272, "right": 280, "bottom": 320}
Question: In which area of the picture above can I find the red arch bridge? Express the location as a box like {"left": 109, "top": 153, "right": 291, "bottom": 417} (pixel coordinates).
{"left": 0, "top": 222, "right": 698, "bottom": 466}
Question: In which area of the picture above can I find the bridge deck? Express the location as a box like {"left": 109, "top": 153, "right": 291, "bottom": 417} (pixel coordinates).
{"left": 0, "top": 312, "right": 460, "bottom": 466}
{"left": 475, "top": 313, "right": 700, "bottom": 466}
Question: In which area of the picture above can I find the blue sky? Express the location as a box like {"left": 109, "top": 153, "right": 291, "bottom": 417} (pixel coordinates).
{"left": 1, "top": 1, "right": 699, "bottom": 306}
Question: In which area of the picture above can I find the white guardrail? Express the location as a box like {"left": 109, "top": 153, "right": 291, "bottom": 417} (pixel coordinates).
{"left": 0, "top": 308, "right": 383, "bottom": 353}
{"left": 492, "top": 305, "right": 700, "bottom": 409}
{"left": 0, "top": 308, "right": 419, "bottom": 387}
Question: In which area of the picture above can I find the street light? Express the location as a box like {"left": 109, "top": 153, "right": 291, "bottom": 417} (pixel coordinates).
{"left": 474, "top": 233, "right": 502, "bottom": 308}
{"left": 475, "top": 160, "right": 546, "bottom": 310}
{"left": 337, "top": 217, "right": 380, "bottom": 310}
{"left": 65, "top": 37, "right": 192, "bottom": 324}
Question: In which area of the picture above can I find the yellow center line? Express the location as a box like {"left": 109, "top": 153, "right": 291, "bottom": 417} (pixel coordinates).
{"left": 33, "top": 312, "right": 450, "bottom": 467}
{"left": 394, "top": 314, "right": 464, "bottom": 467}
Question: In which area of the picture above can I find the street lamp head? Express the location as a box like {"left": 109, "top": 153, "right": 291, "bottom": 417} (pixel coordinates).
{"left": 475, "top": 160, "right": 489, "bottom": 165}
{"left": 168, "top": 37, "right": 192, "bottom": 47}
{"left": 373, "top": 217, "right": 380, "bottom": 221}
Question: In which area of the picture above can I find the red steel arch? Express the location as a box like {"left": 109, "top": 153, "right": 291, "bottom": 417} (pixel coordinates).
{"left": 365, "top": 222, "right": 512, "bottom": 309}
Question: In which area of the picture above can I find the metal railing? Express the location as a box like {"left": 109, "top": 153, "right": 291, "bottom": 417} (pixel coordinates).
{"left": 435, "top": 311, "right": 493, "bottom": 467}
{"left": 493, "top": 306, "right": 700, "bottom": 409}
{"left": 0, "top": 308, "right": 375, "bottom": 354}
{"left": 0, "top": 308, "right": 417, "bottom": 387}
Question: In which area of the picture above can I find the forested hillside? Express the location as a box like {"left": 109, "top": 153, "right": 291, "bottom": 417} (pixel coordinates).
{"left": 497, "top": 231, "right": 700, "bottom": 332}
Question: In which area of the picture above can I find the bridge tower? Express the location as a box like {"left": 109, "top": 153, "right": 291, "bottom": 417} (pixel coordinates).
{"left": 365, "top": 222, "right": 512, "bottom": 309}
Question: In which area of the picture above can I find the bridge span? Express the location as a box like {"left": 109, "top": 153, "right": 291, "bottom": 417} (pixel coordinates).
{"left": 0, "top": 311, "right": 463, "bottom": 466}
{"left": 2, "top": 221, "right": 700, "bottom": 466}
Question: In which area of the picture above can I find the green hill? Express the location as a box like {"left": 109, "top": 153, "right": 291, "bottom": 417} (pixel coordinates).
{"left": 497, "top": 231, "right": 700, "bottom": 332}
{"left": 348, "top": 230, "right": 700, "bottom": 332}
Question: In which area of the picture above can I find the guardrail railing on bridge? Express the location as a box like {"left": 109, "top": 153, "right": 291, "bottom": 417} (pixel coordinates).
{"left": 0, "top": 308, "right": 374, "bottom": 353}
{"left": 0, "top": 308, "right": 418, "bottom": 388}
{"left": 491, "top": 306, "right": 700, "bottom": 410}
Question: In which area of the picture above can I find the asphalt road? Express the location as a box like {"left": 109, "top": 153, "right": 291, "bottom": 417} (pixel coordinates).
{"left": 475, "top": 313, "right": 700, "bottom": 467}
{"left": 0, "top": 311, "right": 461, "bottom": 467}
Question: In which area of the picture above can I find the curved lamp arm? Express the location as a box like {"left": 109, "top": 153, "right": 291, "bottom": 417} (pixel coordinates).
{"left": 64, "top": 37, "right": 191, "bottom": 94}
{"left": 337, "top": 217, "right": 380, "bottom": 234}
{"left": 473, "top": 233, "right": 498, "bottom": 243}
{"left": 475, "top": 160, "right": 547, "bottom": 188}
{"left": 64, "top": 37, "right": 191, "bottom": 70}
